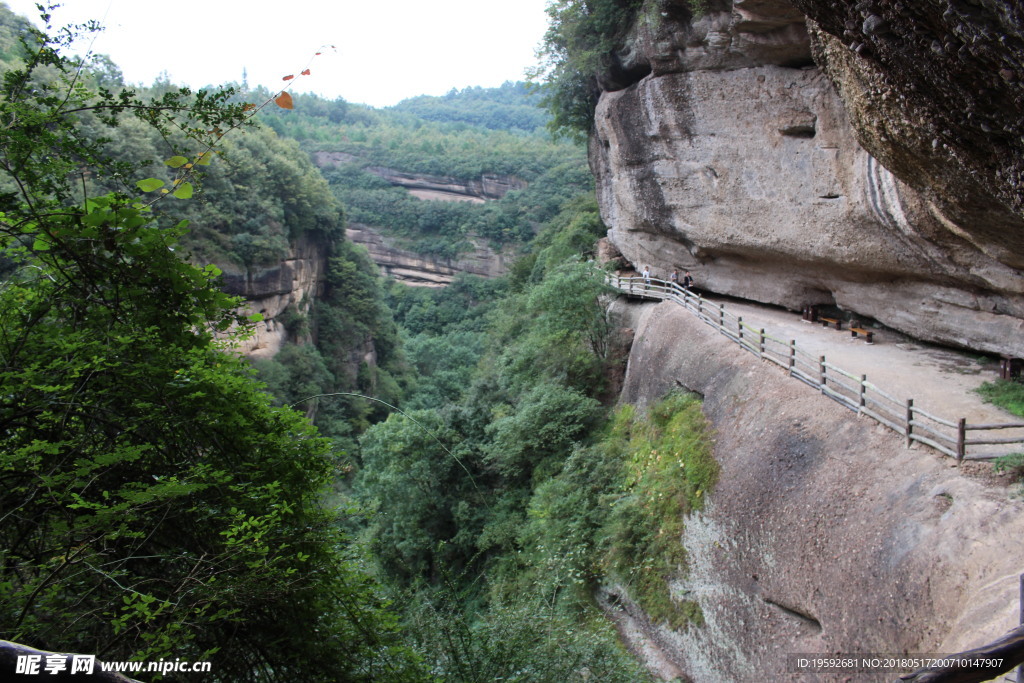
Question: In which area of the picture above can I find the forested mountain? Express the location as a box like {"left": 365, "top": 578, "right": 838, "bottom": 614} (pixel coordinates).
{"left": 0, "top": 3, "right": 716, "bottom": 681}
{"left": 0, "top": 11, "right": 423, "bottom": 680}
{"left": 254, "top": 85, "right": 589, "bottom": 257}
{"left": 390, "top": 81, "right": 549, "bottom": 133}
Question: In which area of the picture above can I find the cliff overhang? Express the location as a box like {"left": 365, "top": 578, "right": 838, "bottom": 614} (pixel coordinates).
{"left": 591, "top": 0, "right": 1024, "bottom": 358}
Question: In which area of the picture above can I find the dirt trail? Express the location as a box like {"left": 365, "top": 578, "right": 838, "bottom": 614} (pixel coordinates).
{"left": 683, "top": 293, "right": 1024, "bottom": 460}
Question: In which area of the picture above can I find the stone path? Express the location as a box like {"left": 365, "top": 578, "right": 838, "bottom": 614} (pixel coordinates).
{"left": 609, "top": 272, "right": 1024, "bottom": 461}
{"left": 695, "top": 293, "right": 1024, "bottom": 460}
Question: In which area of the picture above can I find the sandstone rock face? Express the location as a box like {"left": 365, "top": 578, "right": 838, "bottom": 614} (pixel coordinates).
{"left": 790, "top": 0, "right": 1024, "bottom": 233}
{"left": 220, "top": 233, "right": 327, "bottom": 358}
{"left": 312, "top": 152, "right": 519, "bottom": 285}
{"left": 592, "top": 0, "right": 1024, "bottom": 357}
{"left": 610, "top": 299, "right": 1024, "bottom": 681}
{"left": 346, "top": 223, "right": 512, "bottom": 287}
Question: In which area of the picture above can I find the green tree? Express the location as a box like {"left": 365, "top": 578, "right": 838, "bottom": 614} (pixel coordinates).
{"left": 534, "top": 0, "right": 645, "bottom": 139}
{"left": 356, "top": 410, "right": 483, "bottom": 584}
{"left": 0, "top": 12, "right": 421, "bottom": 680}
{"left": 496, "top": 261, "right": 613, "bottom": 393}
{"left": 484, "top": 382, "right": 602, "bottom": 484}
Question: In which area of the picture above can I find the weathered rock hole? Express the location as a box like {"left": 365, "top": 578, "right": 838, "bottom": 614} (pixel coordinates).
{"left": 763, "top": 598, "right": 823, "bottom": 634}
{"left": 780, "top": 125, "right": 816, "bottom": 138}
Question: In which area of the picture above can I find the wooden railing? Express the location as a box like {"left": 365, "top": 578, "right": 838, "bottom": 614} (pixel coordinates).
{"left": 608, "top": 275, "right": 1024, "bottom": 462}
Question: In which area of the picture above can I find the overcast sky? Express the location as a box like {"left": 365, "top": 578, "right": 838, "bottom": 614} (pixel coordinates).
{"left": 4, "top": 0, "right": 553, "bottom": 108}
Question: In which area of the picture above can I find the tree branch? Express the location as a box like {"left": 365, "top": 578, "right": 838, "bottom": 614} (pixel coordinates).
{"left": 898, "top": 624, "right": 1024, "bottom": 682}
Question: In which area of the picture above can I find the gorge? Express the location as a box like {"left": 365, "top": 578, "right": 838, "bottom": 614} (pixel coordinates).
{"left": 213, "top": 3, "right": 1024, "bottom": 678}
{"left": 4, "top": 1, "right": 1024, "bottom": 680}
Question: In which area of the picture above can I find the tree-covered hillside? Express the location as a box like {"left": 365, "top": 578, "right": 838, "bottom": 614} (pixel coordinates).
{"left": 390, "top": 81, "right": 549, "bottom": 133}
{"left": 0, "top": 4, "right": 717, "bottom": 680}
{"left": 254, "top": 83, "right": 590, "bottom": 256}
{"left": 0, "top": 10, "right": 422, "bottom": 680}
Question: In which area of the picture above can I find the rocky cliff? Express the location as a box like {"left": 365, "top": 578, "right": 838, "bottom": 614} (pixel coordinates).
{"left": 346, "top": 224, "right": 513, "bottom": 287}
{"left": 591, "top": 0, "right": 1024, "bottom": 358}
{"left": 313, "top": 151, "right": 518, "bottom": 283}
{"left": 220, "top": 233, "right": 327, "bottom": 358}
{"left": 609, "top": 298, "right": 1024, "bottom": 681}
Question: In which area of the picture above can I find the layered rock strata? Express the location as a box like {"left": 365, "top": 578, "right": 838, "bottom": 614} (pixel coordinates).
{"left": 312, "top": 151, "right": 519, "bottom": 284}
{"left": 220, "top": 233, "right": 327, "bottom": 358}
{"left": 346, "top": 224, "right": 511, "bottom": 287}
{"left": 592, "top": 0, "right": 1024, "bottom": 357}
{"left": 312, "top": 151, "right": 527, "bottom": 202}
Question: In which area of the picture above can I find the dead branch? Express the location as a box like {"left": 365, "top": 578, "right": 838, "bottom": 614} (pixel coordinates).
{"left": 897, "top": 624, "right": 1024, "bottom": 682}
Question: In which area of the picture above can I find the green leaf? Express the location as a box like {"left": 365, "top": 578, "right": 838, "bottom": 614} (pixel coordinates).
{"left": 165, "top": 155, "right": 189, "bottom": 168}
{"left": 137, "top": 178, "right": 165, "bottom": 192}
{"left": 247, "top": 312, "right": 264, "bottom": 323}
{"left": 196, "top": 151, "right": 213, "bottom": 166}
{"left": 172, "top": 182, "right": 193, "bottom": 199}
{"left": 32, "top": 236, "right": 50, "bottom": 251}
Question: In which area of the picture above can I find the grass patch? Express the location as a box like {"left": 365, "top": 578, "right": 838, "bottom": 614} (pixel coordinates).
{"left": 975, "top": 379, "right": 1024, "bottom": 417}
{"left": 993, "top": 453, "right": 1024, "bottom": 495}
{"left": 600, "top": 391, "right": 718, "bottom": 630}
{"left": 977, "top": 381, "right": 1024, "bottom": 491}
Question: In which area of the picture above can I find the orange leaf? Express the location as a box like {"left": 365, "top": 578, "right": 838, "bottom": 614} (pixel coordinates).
{"left": 242, "top": 103, "right": 256, "bottom": 111}
{"left": 282, "top": 74, "right": 295, "bottom": 81}
{"left": 301, "top": 69, "right": 311, "bottom": 76}
{"left": 275, "top": 92, "right": 294, "bottom": 109}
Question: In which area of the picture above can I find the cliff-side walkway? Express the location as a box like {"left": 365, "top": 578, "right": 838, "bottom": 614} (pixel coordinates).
{"left": 609, "top": 275, "right": 1024, "bottom": 462}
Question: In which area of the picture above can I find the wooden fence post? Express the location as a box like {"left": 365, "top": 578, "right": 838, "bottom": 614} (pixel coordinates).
{"left": 697, "top": 294, "right": 703, "bottom": 316}
{"left": 906, "top": 398, "right": 914, "bottom": 447}
{"left": 789, "top": 340, "right": 796, "bottom": 374}
{"left": 956, "top": 418, "right": 966, "bottom": 462}
{"left": 719, "top": 305, "right": 725, "bottom": 330}
{"left": 738, "top": 316, "right": 744, "bottom": 342}
{"left": 1019, "top": 574, "right": 1024, "bottom": 683}
{"left": 759, "top": 329, "right": 766, "bottom": 356}
{"left": 818, "top": 356, "right": 826, "bottom": 391}
{"left": 859, "top": 375, "right": 867, "bottom": 411}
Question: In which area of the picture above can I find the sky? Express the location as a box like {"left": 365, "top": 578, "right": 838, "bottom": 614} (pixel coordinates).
{"left": 4, "top": 0, "right": 553, "bottom": 108}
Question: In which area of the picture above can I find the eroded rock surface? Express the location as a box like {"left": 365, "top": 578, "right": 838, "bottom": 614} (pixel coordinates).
{"left": 592, "top": 0, "right": 1024, "bottom": 357}
{"left": 346, "top": 224, "right": 511, "bottom": 287}
{"left": 220, "top": 233, "right": 327, "bottom": 358}
{"left": 611, "top": 298, "right": 1024, "bottom": 681}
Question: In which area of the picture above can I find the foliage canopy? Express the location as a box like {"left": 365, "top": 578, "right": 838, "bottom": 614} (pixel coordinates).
{"left": 534, "top": 0, "right": 645, "bottom": 139}
{"left": 0, "top": 11, "right": 421, "bottom": 679}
